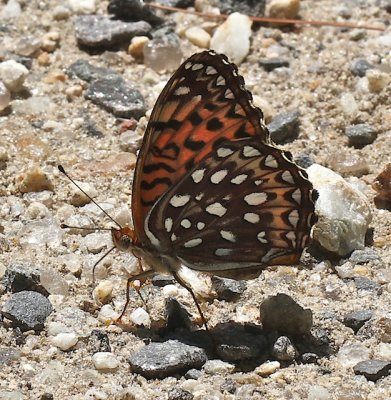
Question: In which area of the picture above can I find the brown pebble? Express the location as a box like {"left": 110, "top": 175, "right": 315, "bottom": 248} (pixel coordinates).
{"left": 372, "top": 163, "right": 391, "bottom": 209}
{"left": 18, "top": 166, "right": 54, "bottom": 193}
{"left": 37, "top": 52, "right": 51, "bottom": 66}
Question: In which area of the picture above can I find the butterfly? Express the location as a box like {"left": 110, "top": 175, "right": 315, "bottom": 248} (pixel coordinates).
{"left": 109, "top": 50, "right": 317, "bottom": 328}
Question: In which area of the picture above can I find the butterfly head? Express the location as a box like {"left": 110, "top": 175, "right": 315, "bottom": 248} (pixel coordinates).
{"left": 111, "top": 225, "right": 138, "bottom": 252}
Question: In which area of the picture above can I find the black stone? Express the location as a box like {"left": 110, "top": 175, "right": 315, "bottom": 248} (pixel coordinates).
{"left": 3, "top": 263, "right": 49, "bottom": 296}
{"left": 220, "top": 378, "right": 237, "bottom": 394}
{"left": 211, "top": 276, "right": 246, "bottom": 302}
{"left": 128, "top": 340, "right": 207, "bottom": 379}
{"left": 354, "top": 277, "right": 382, "bottom": 295}
{"left": 350, "top": 59, "right": 374, "bottom": 77}
{"left": 167, "top": 387, "right": 194, "bottom": 400}
{"left": 67, "top": 60, "right": 117, "bottom": 83}
{"left": 259, "top": 58, "right": 290, "bottom": 72}
{"left": 40, "top": 394, "right": 54, "bottom": 400}
{"left": 343, "top": 310, "right": 373, "bottom": 333}
{"left": 74, "top": 15, "right": 151, "bottom": 48}
{"left": 353, "top": 360, "right": 391, "bottom": 382}
{"left": 85, "top": 76, "right": 146, "bottom": 119}
{"left": 108, "top": 0, "right": 164, "bottom": 25}
{"left": 151, "top": 274, "right": 176, "bottom": 287}
{"left": 344, "top": 124, "right": 377, "bottom": 147}
{"left": 260, "top": 293, "right": 313, "bottom": 335}
{"left": 267, "top": 111, "right": 300, "bottom": 144}
{"left": 165, "top": 297, "right": 193, "bottom": 331}
{"left": 301, "top": 352, "right": 319, "bottom": 364}
{"left": 1, "top": 291, "right": 53, "bottom": 332}
{"left": 90, "top": 329, "right": 111, "bottom": 353}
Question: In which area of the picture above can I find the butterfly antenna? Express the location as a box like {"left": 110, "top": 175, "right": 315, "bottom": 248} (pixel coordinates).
{"left": 58, "top": 165, "right": 122, "bottom": 229}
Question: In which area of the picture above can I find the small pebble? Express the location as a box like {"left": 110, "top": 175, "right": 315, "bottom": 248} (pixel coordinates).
{"left": 128, "top": 36, "right": 149, "bottom": 59}
{"left": 366, "top": 69, "right": 390, "bottom": 93}
{"left": 328, "top": 152, "right": 369, "bottom": 177}
{"left": 267, "top": 110, "right": 300, "bottom": 144}
{"left": 211, "top": 276, "right": 246, "bottom": 301}
{"left": 3, "top": 263, "right": 49, "bottom": 295}
{"left": 255, "top": 361, "right": 281, "bottom": 377}
{"left": 203, "top": 360, "right": 235, "bottom": 375}
{"left": 344, "top": 124, "right": 377, "bottom": 147}
{"left": 350, "top": 59, "right": 374, "bottom": 77}
{"left": 353, "top": 359, "right": 391, "bottom": 382}
{"left": 259, "top": 58, "right": 290, "bottom": 72}
{"left": 343, "top": 310, "right": 373, "bottom": 333}
{"left": 70, "top": 181, "right": 97, "bottom": 207}
{"left": 90, "top": 329, "right": 111, "bottom": 353}
{"left": 185, "top": 27, "right": 210, "bottom": 49}
{"left": 165, "top": 297, "right": 192, "bottom": 331}
{"left": 268, "top": 0, "right": 300, "bottom": 19}
{"left": 18, "top": 167, "right": 54, "bottom": 193}
{"left": 340, "top": 92, "right": 358, "bottom": 114}
{"left": 108, "top": 0, "right": 164, "bottom": 25}
{"left": 129, "top": 307, "right": 151, "bottom": 327}
{"left": 372, "top": 163, "right": 391, "bottom": 207}
{"left": 271, "top": 336, "right": 298, "bottom": 361}
{"left": 354, "top": 277, "right": 382, "bottom": 295}
{"left": 119, "top": 130, "right": 143, "bottom": 153}
{"left": 52, "top": 5, "right": 71, "bottom": 20}
{"left": 51, "top": 332, "right": 78, "bottom": 351}
{"left": 92, "top": 352, "right": 119, "bottom": 371}
{"left": 68, "top": 0, "right": 96, "bottom": 15}
{"left": 307, "top": 385, "right": 331, "bottom": 400}
{"left": 220, "top": 378, "right": 237, "bottom": 394}
{"left": 336, "top": 342, "right": 372, "bottom": 368}
{"left": 167, "top": 387, "right": 194, "bottom": 400}
{"left": 93, "top": 280, "right": 113, "bottom": 305}
{"left": 0, "top": 60, "right": 29, "bottom": 92}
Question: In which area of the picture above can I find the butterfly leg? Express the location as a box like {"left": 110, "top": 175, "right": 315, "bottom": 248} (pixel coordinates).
{"left": 171, "top": 271, "right": 210, "bottom": 334}
{"left": 117, "top": 269, "right": 155, "bottom": 322}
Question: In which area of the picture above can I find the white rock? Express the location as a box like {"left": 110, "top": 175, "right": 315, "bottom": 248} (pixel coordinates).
{"left": 70, "top": 181, "right": 98, "bottom": 207}
{"left": 68, "top": 0, "right": 96, "bottom": 14}
{"left": 98, "top": 304, "right": 119, "bottom": 323}
{"left": 366, "top": 69, "right": 391, "bottom": 93}
{"left": 26, "top": 201, "right": 49, "bottom": 219}
{"left": 307, "top": 164, "right": 372, "bottom": 257}
{"left": 52, "top": 5, "right": 71, "bottom": 20}
{"left": 0, "top": 81, "right": 11, "bottom": 110}
{"left": 40, "top": 269, "right": 69, "bottom": 296}
{"left": 307, "top": 385, "right": 332, "bottom": 400}
{"left": 0, "top": 60, "right": 29, "bottom": 92}
{"left": 203, "top": 359, "right": 235, "bottom": 375}
{"left": 1, "top": 0, "right": 21, "bottom": 19}
{"left": 336, "top": 342, "right": 372, "bottom": 368}
{"left": 210, "top": 13, "right": 252, "bottom": 65}
{"left": 130, "top": 307, "right": 151, "bottom": 327}
{"left": 255, "top": 360, "right": 281, "bottom": 376}
{"left": 185, "top": 26, "right": 211, "bottom": 48}
{"left": 340, "top": 92, "right": 358, "bottom": 114}
{"left": 92, "top": 352, "right": 119, "bottom": 371}
{"left": 93, "top": 280, "right": 113, "bottom": 305}
{"left": 268, "top": 0, "right": 300, "bottom": 19}
{"left": 51, "top": 332, "right": 78, "bottom": 351}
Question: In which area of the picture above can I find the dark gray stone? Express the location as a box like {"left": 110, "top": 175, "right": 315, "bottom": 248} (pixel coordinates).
{"left": 1, "top": 291, "right": 53, "bottom": 332}
{"left": 167, "top": 387, "right": 194, "bottom": 400}
{"left": 353, "top": 359, "right": 391, "bottom": 381}
{"left": 151, "top": 274, "right": 176, "bottom": 287}
{"left": 82, "top": 113, "right": 105, "bottom": 138}
{"left": 218, "top": 0, "right": 266, "bottom": 16}
{"left": 74, "top": 15, "right": 152, "bottom": 48}
{"left": 90, "top": 329, "right": 111, "bottom": 353}
{"left": 350, "top": 59, "right": 374, "bottom": 77}
{"left": 260, "top": 293, "right": 313, "bottom": 335}
{"left": 267, "top": 111, "right": 300, "bottom": 144}
{"left": 214, "top": 323, "right": 267, "bottom": 362}
{"left": 67, "top": 60, "right": 117, "bottom": 83}
{"left": 165, "top": 297, "right": 192, "bottom": 331}
{"left": 344, "top": 124, "right": 377, "bottom": 147}
{"left": 158, "top": 0, "right": 195, "bottom": 8}
{"left": 349, "top": 248, "right": 379, "bottom": 264}
{"left": 3, "top": 263, "right": 49, "bottom": 296}
{"left": 301, "top": 352, "right": 319, "bottom": 364}
{"left": 0, "top": 347, "right": 20, "bottom": 366}
{"left": 220, "top": 378, "right": 237, "bottom": 394}
{"left": 343, "top": 310, "right": 373, "bottom": 333}
{"left": 271, "top": 336, "right": 298, "bottom": 361}
{"left": 128, "top": 340, "right": 207, "bottom": 379}
{"left": 259, "top": 58, "right": 290, "bottom": 72}
{"left": 211, "top": 276, "right": 246, "bottom": 302}
{"left": 108, "top": 0, "right": 164, "bottom": 25}
{"left": 85, "top": 76, "right": 146, "bottom": 119}
{"left": 294, "top": 153, "right": 315, "bottom": 169}
{"left": 184, "top": 368, "right": 202, "bottom": 380}
{"left": 354, "top": 277, "right": 382, "bottom": 295}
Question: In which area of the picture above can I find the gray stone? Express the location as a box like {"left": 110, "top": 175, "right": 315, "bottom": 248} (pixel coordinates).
{"left": 90, "top": 329, "right": 111, "bottom": 353}
{"left": 1, "top": 291, "right": 53, "bottom": 332}
{"left": 184, "top": 368, "right": 202, "bottom": 380}
{"left": 349, "top": 248, "right": 380, "bottom": 264}
{"left": 211, "top": 276, "right": 246, "bottom": 302}
{"left": 220, "top": 378, "right": 237, "bottom": 394}
{"left": 151, "top": 274, "right": 176, "bottom": 287}
{"left": 218, "top": 0, "right": 266, "bottom": 16}
{"left": 74, "top": 15, "right": 151, "bottom": 48}
{"left": 353, "top": 359, "right": 391, "bottom": 381}
{"left": 259, "top": 58, "right": 290, "bottom": 72}
{"left": 107, "top": 0, "right": 164, "bottom": 25}
{"left": 294, "top": 153, "right": 315, "bottom": 169}
{"left": 260, "top": 293, "right": 313, "bottom": 335}
{"left": 343, "top": 310, "right": 373, "bottom": 333}
{"left": 167, "top": 387, "right": 194, "bottom": 400}
{"left": 301, "top": 352, "right": 319, "bottom": 364}
{"left": 267, "top": 111, "right": 300, "bottom": 144}
{"left": 3, "top": 263, "right": 49, "bottom": 296}
{"left": 350, "top": 59, "right": 374, "bottom": 77}
{"left": 85, "top": 76, "right": 146, "bottom": 118}
{"left": 128, "top": 340, "right": 207, "bottom": 379}
{"left": 344, "top": 124, "right": 377, "bottom": 147}
{"left": 354, "top": 277, "right": 382, "bottom": 295}
{"left": 67, "top": 59, "right": 117, "bottom": 83}
{"left": 271, "top": 336, "right": 298, "bottom": 361}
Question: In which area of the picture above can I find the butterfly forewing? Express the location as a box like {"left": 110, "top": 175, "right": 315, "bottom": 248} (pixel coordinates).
{"left": 144, "top": 137, "right": 316, "bottom": 271}
{"left": 132, "top": 51, "right": 270, "bottom": 242}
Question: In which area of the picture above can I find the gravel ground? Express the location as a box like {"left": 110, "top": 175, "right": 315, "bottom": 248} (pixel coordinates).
{"left": 0, "top": 1, "right": 390, "bottom": 399}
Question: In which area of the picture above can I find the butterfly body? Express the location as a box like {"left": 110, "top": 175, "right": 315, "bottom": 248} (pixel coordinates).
{"left": 111, "top": 50, "right": 317, "bottom": 284}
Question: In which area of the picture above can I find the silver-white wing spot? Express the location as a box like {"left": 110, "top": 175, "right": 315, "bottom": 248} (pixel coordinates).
{"left": 206, "top": 202, "right": 227, "bottom": 217}
{"left": 165, "top": 218, "right": 173, "bottom": 233}
{"left": 244, "top": 192, "right": 267, "bottom": 206}
{"left": 211, "top": 169, "right": 228, "bottom": 184}
{"left": 191, "top": 63, "right": 204, "bottom": 71}
{"left": 243, "top": 145, "right": 261, "bottom": 158}
{"left": 264, "top": 154, "right": 278, "bottom": 168}
{"left": 288, "top": 210, "right": 299, "bottom": 227}
{"left": 206, "top": 66, "right": 218, "bottom": 75}
{"left": 184, "top": 238, "right": 202, "bottom": 248}
{"left": 281, "top": 170, "right": 294, "bottom": 184}
{"left": 244, "top": 212, "right": 260, "bottom": 223}
{"left": 184, "top": 62, "right": 192, "bottom": 69}
{"left": 180, "top": 219, "right": 191, "bottom": 229}
{"left": 231, "top": 174, "right": 248, "bottom": 185}
{"left": 171, "top": 233, "right": 177, "bottom": 242}
{"left": 217, "top": 147, "right": 234, "bottom": 158}
{"left": 257, "top": 231, "right": 268, "bottom": 243}
{"left": 197, "top": 222, "right": 205, "bottom": 230}
{"left": 216, "top": 75, "right": 226, "bottom": 86}
{"left": 174, "top": 86, "right": 190, "bottom": 96}
{"left": 215, "top": 248, "right": 232, "bottom": 256}
{"left": 225, "top": 88, "right": 235, "bottom": 99}
{"left": 169, "top": 194, "right": 190, "bottom": 207}
{"left": 191, "top": 168, "right": 206, "bottom": 183}
{"left": 220, "top": 230, "right": 236, "bottom": 242}
{"left": 286, "top": 231, "right": 296, "bottom": 245}
{"left": 291, "top": 188, "right": 301, "bottom": 203}
{"left": 254, "top": 179, "right": 264, "bottom": 186}
{"left": 195, "top": 193, "right": 204, "bottom": 201}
